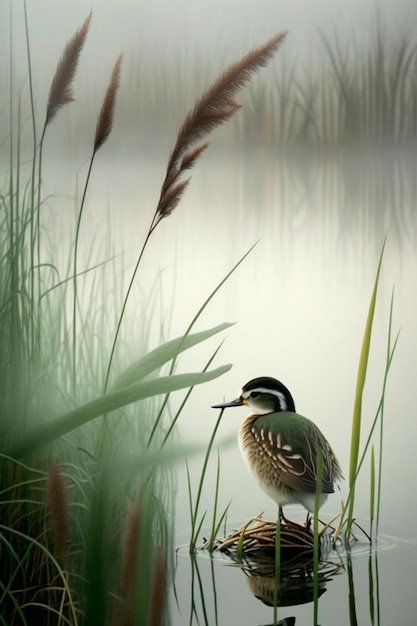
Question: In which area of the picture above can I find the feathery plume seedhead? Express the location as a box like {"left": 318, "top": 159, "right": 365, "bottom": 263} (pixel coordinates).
{"left": 94, "top": 53, "right": 123, "bottom": 152}
{"left": 170, "top": 31, "right": 287, "bottom": 170}
{"left": 45, "top": 12, "right": 92, "bottom": 127}
{"left": 155, "top": 178, "right": 190, "bottom": 223}
{"left": 154, "top": 31, "right": 287, "bottom": 226}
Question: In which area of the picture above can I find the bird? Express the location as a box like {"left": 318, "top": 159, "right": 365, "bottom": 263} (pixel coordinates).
{"left": 212, "top": 376, "right": 342, "bottom": 520}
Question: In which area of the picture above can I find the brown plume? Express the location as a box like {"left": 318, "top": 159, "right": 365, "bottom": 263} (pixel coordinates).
{"left": 46, "top": 458, "right": 70, "bottom": 565}
{"left": 44, "top": 12, "right": 92, "bottom": 128}
{"left": 149, "top": 547, "right": 165, "bottom": 626}
{"left": 104, "top": 32, "right": 287, "bottom": 388}
{"left": 153, "top": 31, "right": 287, "bottom": 227}
{"left": 94, "top": 53, "right": 123, "bottom": 152}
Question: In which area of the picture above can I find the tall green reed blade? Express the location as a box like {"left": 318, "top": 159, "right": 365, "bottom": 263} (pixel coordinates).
{"left": 347, "top": 240, "right": 386, "bottom": 533}
{"left": 23, "top": 0, "right": 38, "bottom": 354}
{"left": 369, "top": 445, "right": 375, "bottom": 537}
{"left": 189, "top": 408, "right": 226, "bottom": 550}
{"left": 273, "top": 516, "right": 281, "bottom": 625}
{"left": 72, "top": 52, "right": 122, "bottom": 391}
{"left": 147, "top": 242, "right": 258, "bottom": 449}
{"left": 207, "top": 451, "right": 231, "bottom": 551}
{"left": 8, "top": 366, "right": 231, "bottom": 459}
{"left": 111, "top": 323, "right": 233, "bottom": 391}
{"left": 375, "top": 286, "right": 397, "bottom": 537}
{"left": 335, "top": 295, "right": 398, "bottom": 540}
{"left": 347, "top": 547, "right": 359, "bottom": 626}
{"left": 313, "top": 445, "right": 323, "bottom": 626}
{"left": 99, "top": 324, "right": 231, "bottom": 459}
{"left": 160, "top": 339, "right": 227, "bottom": 448}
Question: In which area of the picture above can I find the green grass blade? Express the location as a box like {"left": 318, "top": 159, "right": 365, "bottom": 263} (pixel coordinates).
{"left": 370, "top": 445, "right": 375, "bottom": 537}
{"left": 338, "top": 324, "right": 398, "bottom": 533}
{"left": 273, "top": 517, "right": 281, "bottom": 624}
{"left": 313, "top": 445, "right": 323, "bottom": 626}
{"left": 207, "top": 451, "right": 231, "bottom": 551}
{"left": 8, "top": 366, "right": 231, "bottom": 459}
{"left": 111, "top": 322, "right": 233, "bottom": 390}
{"left": 347, "top": 239, "right": 386, "bottom": 528}
{"left": 375, "top": 287, "right": 398, "bottom": 536}
{"left": 160, "top": 340, "right": 226, "bottom": 447}
{"left": 189, "top": 408, "right": 225, "bottom": 549}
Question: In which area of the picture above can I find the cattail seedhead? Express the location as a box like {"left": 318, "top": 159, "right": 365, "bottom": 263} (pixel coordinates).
{"left": 45, "top": 12, "right": 92, "bottom": 128}
{"left": 94, "top": 53, "right": 123, "bottom": 152}
{"left": 149, "top": 547, "right": 165, "bottom": 626}
{"left": 119, "top": 499, "right": 141, "bottom": 598}
{"left": 46, "top": 458, "right": 70, "bottom": 564}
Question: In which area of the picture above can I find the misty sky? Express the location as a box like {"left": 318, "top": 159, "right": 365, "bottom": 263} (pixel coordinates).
{"left": 3, "top": 0, "right": 417, "bottom": 82}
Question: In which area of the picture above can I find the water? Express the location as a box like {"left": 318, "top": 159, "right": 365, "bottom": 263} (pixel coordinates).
{"left": 173, "top": 522, "right": 417, "bottom": 625}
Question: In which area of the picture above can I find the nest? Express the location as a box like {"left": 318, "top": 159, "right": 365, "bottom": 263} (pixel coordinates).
{"left": 208, "top": 515, "right": 330, "bottom": 554}
{"left": 201, "top": 515, "right": 344, "bottom": 607}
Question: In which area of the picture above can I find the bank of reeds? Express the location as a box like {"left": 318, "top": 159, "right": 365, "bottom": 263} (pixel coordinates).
{"left": 1, "top": 4, "right": 287, "bottom": 623}
{"left": 26, "top": 15, "right": 415, "bottom": 154}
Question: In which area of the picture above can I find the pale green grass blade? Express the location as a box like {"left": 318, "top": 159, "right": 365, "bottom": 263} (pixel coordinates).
{"left": 146, "top": 244, "right": 257, "bottom": 446}
{"left": 313, "top": 446, "right": 323, "bottom": 626}
{"left": 347, "top": 240, "right": 385, "bottom": 527}
{"left": 189, "top": 408, "right": 225, "bottom": 548}
{"left": 159, "top": 340, "right": 226, "bottom": 447}
{"left": 337, "top": 321, "right": 398, "bottom": 535}
{"left": 376, "top": 287, "right": 398, "bottom": 536}
{"left": 207, "top": 451, "right": 231, "bottom": 551}
{"left": 370, "top": 445, "right": 375, "bottom": 537}
{"left": 273, "top": 517, "right": 281, "bottom": 623}
{"left": 111, "top": 322, "right": 233, "bottom": 390}
{"left": 8, "top": 365, "right": 231, "bottom": 459}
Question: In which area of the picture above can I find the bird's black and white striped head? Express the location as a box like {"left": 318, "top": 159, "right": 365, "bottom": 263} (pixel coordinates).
{"left": 212, "top": 376, "right": 296, "bottom": 414}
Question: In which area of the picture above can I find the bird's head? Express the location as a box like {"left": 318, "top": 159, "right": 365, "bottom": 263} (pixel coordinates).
{"left": 212, "top": 376, "right": 296, "bottom": 415}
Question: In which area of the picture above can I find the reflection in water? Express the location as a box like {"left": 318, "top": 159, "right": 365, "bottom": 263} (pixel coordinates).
{"left": 210, "top": 518, "right": 343, "bottom": 616}
{"left": 179, "top": 537, "right": 380, "bottom": 626}
{"left": 242, "top": 560, "right": 335, "bottom": 608}
{"left": 172, "top": 520, "right": 416, "bottom": 625}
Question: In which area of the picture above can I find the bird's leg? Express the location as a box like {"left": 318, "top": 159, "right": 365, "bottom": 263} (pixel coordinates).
{"left": 278, "top": 505, "right": 290, "bottom": 524}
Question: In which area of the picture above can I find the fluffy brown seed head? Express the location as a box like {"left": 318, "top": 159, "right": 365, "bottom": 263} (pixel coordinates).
{"left": 94, "top": 53, "right": 123, "bottom": 152}
{"left": 154, "top": 31, "right": 287, "bottom": 228}
{"left": 45, "top": 12, "right": 92, "bottom": 128}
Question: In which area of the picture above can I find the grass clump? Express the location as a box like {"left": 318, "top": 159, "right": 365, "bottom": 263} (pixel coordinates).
{"left": 1, "top": 4, "right": 287, "bottom": 623}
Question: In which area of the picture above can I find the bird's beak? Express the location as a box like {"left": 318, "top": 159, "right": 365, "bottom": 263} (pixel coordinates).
{"left": 211, "top": 397, "right": 244, "bottom": 409}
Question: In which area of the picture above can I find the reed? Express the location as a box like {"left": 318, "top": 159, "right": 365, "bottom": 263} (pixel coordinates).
{"left": 1, "top": 6, "right": 287, "bottom": 624}
{"left": 43, "top": 13, "right": 92, "bottom": 130}
{"left": 347, "top": 243, "right": 385, "bottom": 530}
{"left": 45, "top": 16, "right": 417, "bottom": 152}
{"left": 45, "top": 457, "right": 70, "bottom": 567}
{"left": 103, "top": 32, "right": 287, "bottom": 390}
{"left": 333, "top": 245, "right": 399, "bottom": 541}
{"left": 73, "top": 51, "right": 123, "bottom": 389}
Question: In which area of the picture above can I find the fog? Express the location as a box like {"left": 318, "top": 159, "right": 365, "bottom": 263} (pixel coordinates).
{"left": 3, "top": 0, "right": 417, "bottom": 79}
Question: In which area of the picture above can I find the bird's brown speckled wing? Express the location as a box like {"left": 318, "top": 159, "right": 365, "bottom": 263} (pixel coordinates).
{"left": 249, "top": 412, "right": 342, "bottom": 493}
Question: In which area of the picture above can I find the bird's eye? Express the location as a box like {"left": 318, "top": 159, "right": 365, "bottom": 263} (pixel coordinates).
{"left": 250, "top": 391, "right": 260, "bottom": 399}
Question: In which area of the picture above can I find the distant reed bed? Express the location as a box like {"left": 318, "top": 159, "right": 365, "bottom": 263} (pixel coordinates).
{"left": 22, "top": 15, "right": 414, "bottom": 154}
